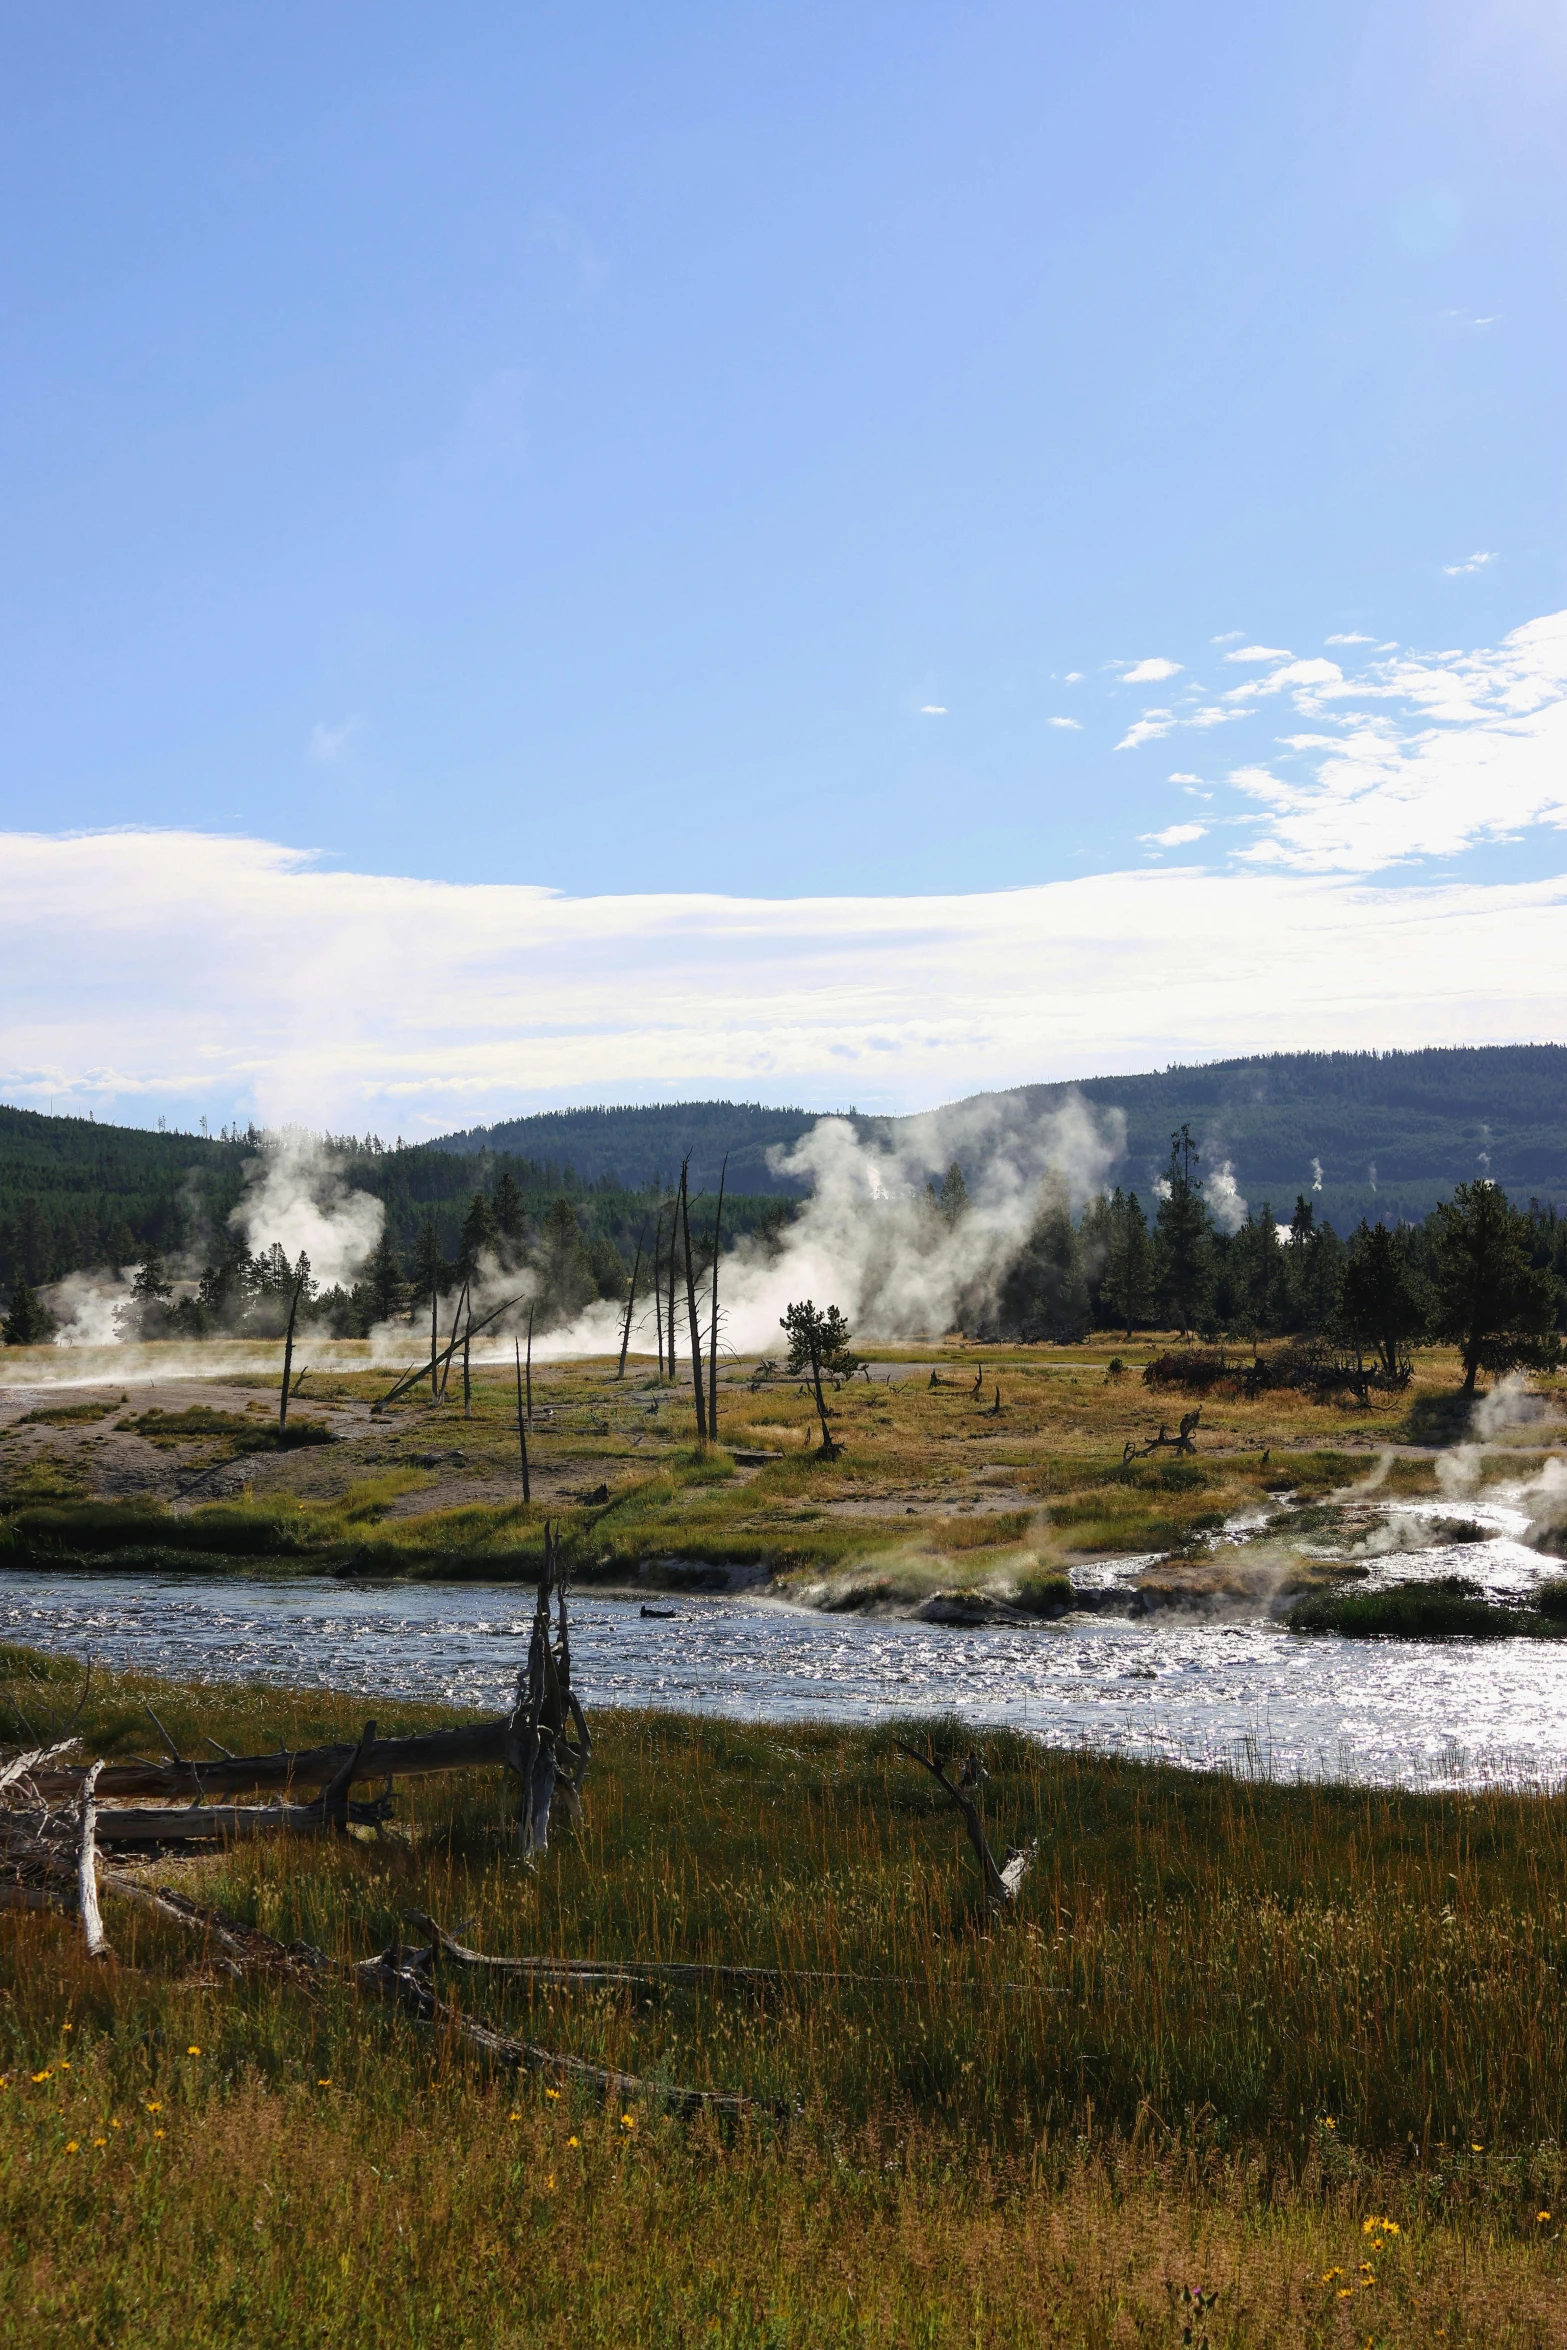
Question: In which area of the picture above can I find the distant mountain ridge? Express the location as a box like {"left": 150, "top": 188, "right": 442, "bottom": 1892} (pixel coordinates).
{"left": 431, "top": 1045, "right": 1567, "bottom": 1228}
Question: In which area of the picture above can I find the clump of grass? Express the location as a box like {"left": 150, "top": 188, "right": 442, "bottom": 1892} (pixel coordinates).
{"left": 1287, "top": 1578, "right": 1564, "bottom": 1640}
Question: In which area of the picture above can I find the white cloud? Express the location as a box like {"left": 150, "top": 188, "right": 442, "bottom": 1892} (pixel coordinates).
{"left": 1186, "top": 704, "right": 1247, "bottom": 729}
{"left": 919, "top": 704, "right": 948, "bottom": 716}
{"left": 1223, "top": 644, "right": 1292, "bottom": 664}
{"left": 1048, "top": 715, "right": 1082, "bottom": 730}
{"left": 1122, "top": 657, "right": 1183, "bottom": 684}
{"left": 1168, "top": 772, "right": 1203, "bottom": 783}
{"left": 1140, "top": 823, "right": 1208, "bottom": 849}
{"left": 1326, "top": 632, "right": 1375, "bottom": 645}
{"left": 307, "top": 719, "right": 358, "bottom": 764}
{"left": 1115, "top": 711, "right": 1175, "bottom": 750}
{"left": 1211, "top": 630, "right": 1246, "bottom": 644}
{"left": 1064, "top": 671, "right": 1084, "bottom": 683}
{"left": 1229, "top": 608, "right": 1567, "bottom": 871}
{"left": 4, "top": 830, "right": 1567, "bottom": 1128}
{"left": 1443, "top": 551, "right": 1498, "bottom": 576}
{"left": 1224, "top": 657, "right": 1344, "bottom": 704}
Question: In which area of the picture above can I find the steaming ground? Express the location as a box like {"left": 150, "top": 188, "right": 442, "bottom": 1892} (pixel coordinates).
{"left": 3, "top": 1335, "right": 1564, "bottom": 1627}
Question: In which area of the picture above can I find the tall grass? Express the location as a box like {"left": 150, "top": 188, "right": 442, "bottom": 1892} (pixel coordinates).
{"left": 6, "top": 1651, "right": 1567, "bottom": 2342}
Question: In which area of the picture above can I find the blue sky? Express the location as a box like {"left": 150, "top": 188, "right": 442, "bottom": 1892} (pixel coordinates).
{"left": 2, "top": 0, "right": 1562, "bottom": 898}
{"left": 2, "top": 3, "right": 1566, "bottom": 1125}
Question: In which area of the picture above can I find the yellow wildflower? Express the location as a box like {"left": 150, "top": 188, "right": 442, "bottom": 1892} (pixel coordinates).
{"left": 93, "top": 2138, "right": 106, "bottom": 2148}
{"left": 1471, "top": 2142, "right": 1483, "bottom": 2152}
{"left": 620, "top": 2113, "right": 636, "bottom": 2130}
{"left": 145, "top": 2102, "right": 162, "bottom": 2114}
{"left": 187, "top": 2046, "right": 202, "bottom": 2057}
{"left": 1539, "top": 2211, "right": 1552, "bottom": 2224}
{"left": 66, "top": 2141, "right": 79, "bottom": 2154}
{"left": 317, "top": 2079, "right": 332, "bottom": 2088}
{"left": 568, "top": 2135, "right": 580, "bottom": 2148}
{"left": 546, "top": 2087, "right": 560, "bottom": 2100}
{"left": 32, "top": 2071, "right": 52, "bottom": 2084}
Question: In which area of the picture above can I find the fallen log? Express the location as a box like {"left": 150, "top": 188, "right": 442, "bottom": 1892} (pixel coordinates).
{"left": 357, "top": 1944, "right": 784, "bottom": 2118}
{"left": 90, "top": 1795, "right": 395, "bottom": 1844}
{"left": 28, "top": 1716, "right": 514, "bottom": 1805}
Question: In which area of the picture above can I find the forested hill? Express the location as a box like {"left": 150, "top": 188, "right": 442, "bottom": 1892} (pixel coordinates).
{"left": 984, "top": 1045, "right": 1567, "bottom": 1230}
{"left": 430, "top": 1101, "right": 820, "bottom": 1194}
{"left": 434, "top": 1045, "right": 1567, "bottom": 1231}
{"left": 0, "top": 1106, "right": 781, "bottom": 1301}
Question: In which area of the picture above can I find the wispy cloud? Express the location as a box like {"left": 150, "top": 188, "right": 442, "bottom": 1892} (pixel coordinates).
{"left": 919, "top": 704, "right": 947, "bottom": 716}
{"left": 1211, "top": 630, "right": 1246, "bottom": 645}
{"left": 307, "top": 719, "right": 358, "bottom": 764}
{"left": 1443, "top": 551, "right": 1498, "bottom": 576}
{"left": 1064, "top": 671, "right": 1084, "bottom": 683}
{"left": 1115, "top": 711, "right": 1175, "bottom": 750}
{"left": 1228, "top": 608, "right": 1567, "bottom": 871}
{"left": 1140, "top": 822, "right": 1208, "bottom": 849}
{"left": 1122, "top": 657, "right": 1182, "bottom": 684}
{"left": 1326, "top": 632, "right": 1375, "bottom": 645}
{"left": 1223, "top": 644, "right": 1292, "bottom": 664}
{"left": 1048, "top": 715, "right": 1082, "bottom": 730}
{"left": 4, "top": 829, "right": 1565, "bottom": 1125}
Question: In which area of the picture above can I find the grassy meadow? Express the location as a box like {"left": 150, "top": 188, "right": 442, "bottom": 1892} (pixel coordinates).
{"left": 4, "top": 1336, "right": 1550, "bottom": 1613}
{"left": 7, "top": 1643, "right": 1567, "bottom": 2345}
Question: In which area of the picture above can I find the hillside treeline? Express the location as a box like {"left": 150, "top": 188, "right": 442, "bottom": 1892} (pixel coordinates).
{"left": 0, "top": 1107, "right": 783, "bottom": 1327}
{"left": 985, "top": 1128, "right": 1567, "bottom": 1395}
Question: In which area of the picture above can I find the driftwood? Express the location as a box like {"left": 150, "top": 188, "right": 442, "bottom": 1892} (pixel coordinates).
{"left": 896, "top": 1742, "right": 1036, "bottom": 1915}
{"left": 374, "top": 1290, "right": 529, "bottom": 1413}
{"left": 1122, "top": 1406, "right": 1201, "bottom": 1463}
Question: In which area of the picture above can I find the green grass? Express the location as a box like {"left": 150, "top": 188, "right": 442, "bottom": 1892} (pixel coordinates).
{"left": 1288, "top": 1579, "right": 1567, "bottom": 1640}
{"left": 7, "top": 1649, "right": 1567, "bottom": 2342}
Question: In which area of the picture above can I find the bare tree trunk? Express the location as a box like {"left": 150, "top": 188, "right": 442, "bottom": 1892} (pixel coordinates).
{"left": 679, "top": 1159, "right": 708, "bottom": 1444}
{"left": 707, "top": 1155, "right": 727, "bottom": 1443}
{"left": 652, "top": 1206, "right": 665, "bottom": 1377}
{"left": 617, "top": 1220, "right": 647, "bottom": 1380}
{"left": 525, "top": 1306, "right": 534, "bottom": 1423}
{"left": 430, "top": 1278, "right": 439, "bottom": 1403}
{"left": 279, "top": 1274, "right": 304, "bottom": 1436}
{"left": 77, "top": 1759, "right": 110, "bottom": 1960}
{"left": 462, "top": 1300, "right": 473, "bottom": 1417}
{"left": 440, "top": 1278, "right": 469, "bottom": 1403}
{"left": 667, "top": 1200, "right": 679, "bottom": 1384}
{"left": 514, "top": 1339, "right": 531, "bottom": 1503}
{"left": 809, "top": 1338, "right": 836, "bottom": 1455}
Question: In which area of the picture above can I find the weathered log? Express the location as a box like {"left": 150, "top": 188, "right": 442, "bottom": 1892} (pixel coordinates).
{"left": 89, "top": 1797, "right": 394, "bottom": 1843}
{"left": 28, "top": 1716, "right": 515, "bottom": 1805}
{"left": 77, "top": 1760, "right": 110, "bottom": 1959}
{"left": 358, "top": 1945, "right": 783, "bottom": 2118}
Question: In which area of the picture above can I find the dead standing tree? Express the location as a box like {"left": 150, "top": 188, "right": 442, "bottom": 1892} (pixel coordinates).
{"left": 896, "top": 1740, "right": 1036, "bottom": 1916}
{"left": 617, "top": 1217, "right": 649, "bottom": 1380}
{"left": 707, "top": 1154, "right": 727, "bottom": 1444}
{"left": 678, "top": 1157, "right": 708, "bottom": 1445}
{"left": 505, "top": 1524, "right": 591, "bottom": 1855}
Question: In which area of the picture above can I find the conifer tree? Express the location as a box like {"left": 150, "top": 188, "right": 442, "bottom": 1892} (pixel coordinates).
{"left": 1154, "top": 1127, "right": 1215, "bottom": 1337}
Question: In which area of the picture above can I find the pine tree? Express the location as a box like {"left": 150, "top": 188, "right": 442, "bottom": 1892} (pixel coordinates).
{"left": 364, "top": 1226, "right": 407, "bottom": 1322}
{"left": 1103, "top": 1188, "right": 1153, "bottom": 1337}
{"left": 459, "top": 1189, "right": 495, "bottom": 1275}
{"left": 2, "top": 1280, "right": 56, "bottom": 1345}
{"left": 1429, "top": 1182, "right": 1559, "bottom": 1396}
{"left": 492, "top": 1171, "right": 523, "bottom": 1242}
{"left": 1154, "top": 1127, "right": 1215, "bottom": 1337}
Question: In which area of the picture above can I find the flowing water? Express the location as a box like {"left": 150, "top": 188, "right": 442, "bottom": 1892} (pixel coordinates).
{"left": 5, "top": 1490, "right": 1567, "bottom": 1790}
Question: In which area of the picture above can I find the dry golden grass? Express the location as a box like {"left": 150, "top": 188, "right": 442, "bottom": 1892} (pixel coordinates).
{"left": 8, "top": 1650, "right": 1567, "bottom": 2343}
